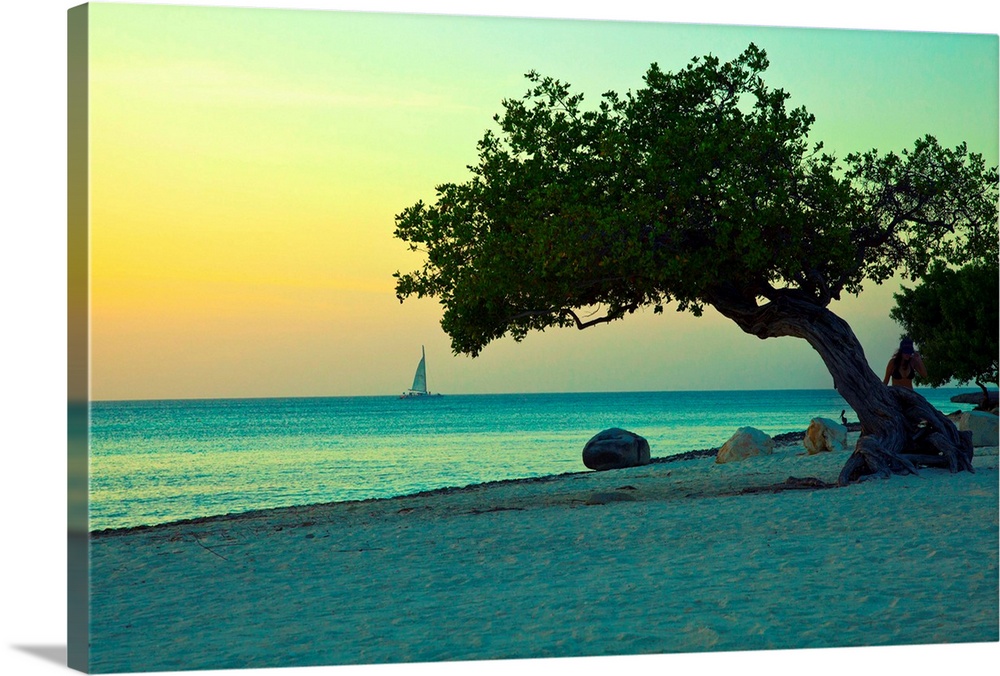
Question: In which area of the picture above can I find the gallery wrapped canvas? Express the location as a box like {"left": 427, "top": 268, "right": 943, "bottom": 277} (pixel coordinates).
{"left": 67, "top": 2, "right": 998, "bottom": 674}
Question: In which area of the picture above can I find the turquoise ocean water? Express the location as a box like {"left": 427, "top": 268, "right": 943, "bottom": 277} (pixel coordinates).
{"left": 88, "top": 388, "right": 979, "bottom": 531}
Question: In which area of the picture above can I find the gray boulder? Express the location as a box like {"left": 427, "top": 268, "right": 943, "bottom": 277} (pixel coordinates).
{"left": 957, "top": 411, "right": 999, "bottom": 447}
{"left": 582, "top": 428, "right": 651, "bottom": 471}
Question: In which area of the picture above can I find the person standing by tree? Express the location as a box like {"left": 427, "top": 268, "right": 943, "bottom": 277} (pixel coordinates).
{"left": 883, "top": 338, "right": 928, "bottom": 389}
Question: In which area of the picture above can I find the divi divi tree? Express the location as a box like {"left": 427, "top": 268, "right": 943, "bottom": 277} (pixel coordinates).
{"left": 393, "top": 45, "right": 998, "bottom": 484}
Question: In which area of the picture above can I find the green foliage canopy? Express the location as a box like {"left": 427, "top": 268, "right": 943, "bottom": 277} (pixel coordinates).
{"left": 891, "top": 260, "right": 999, "bottom": 389}
{"left": 394, "top": 44, "right": 998, "bottom": 357}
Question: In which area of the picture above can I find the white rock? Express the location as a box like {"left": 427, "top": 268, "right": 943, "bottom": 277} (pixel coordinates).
{"left": 958, "top": 411, "right": 999, "bottom": 447}
{"left": 716, "top": 427, "right": 774, "bottom": 464}
{"left": 803, "top": 417, "right": 850, "bottom": 454}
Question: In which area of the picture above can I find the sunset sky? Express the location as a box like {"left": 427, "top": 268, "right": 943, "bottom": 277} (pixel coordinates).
{"left": 84, "top": 2, "right": 999, "bottom": 400}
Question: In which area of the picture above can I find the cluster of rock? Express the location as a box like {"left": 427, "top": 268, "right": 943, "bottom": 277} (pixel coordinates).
{"left": 582, "top": 410, "right": 998, "bottom": 471}
{"left": 712, "top": 417, "right": 850, "bottom": 464}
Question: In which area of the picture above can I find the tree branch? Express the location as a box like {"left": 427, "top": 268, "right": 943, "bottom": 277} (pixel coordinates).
{"left": 565, "top": 308, "right": 622, "bottom": 330}
{"left": 507, "top": 306, "right": 626, "bottom": 331}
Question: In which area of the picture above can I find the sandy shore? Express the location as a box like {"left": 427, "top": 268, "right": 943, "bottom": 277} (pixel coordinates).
{"left": 87, "top": 434, "right": 999, "bottom": 673}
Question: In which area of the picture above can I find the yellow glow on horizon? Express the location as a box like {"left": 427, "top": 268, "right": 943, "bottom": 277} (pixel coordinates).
{"left": 84, "top": 3, "right": 998, "bottom": 400}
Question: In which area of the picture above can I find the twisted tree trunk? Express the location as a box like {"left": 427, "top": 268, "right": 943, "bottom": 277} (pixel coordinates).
{"left": 709, "top": 290, "right": 974, "bottom": 485}
{"left": 974, "top": 381, "right": 992, "bottom": 411}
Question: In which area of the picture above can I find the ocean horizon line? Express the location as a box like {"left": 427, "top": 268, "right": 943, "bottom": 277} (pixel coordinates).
{"left": 87, "top": 385, "right": 983, "bottom": 405}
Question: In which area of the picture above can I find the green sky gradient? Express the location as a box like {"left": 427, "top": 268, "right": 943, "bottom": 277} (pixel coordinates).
{"left": 84, "top": 3, "right": 998, "bottom": 399}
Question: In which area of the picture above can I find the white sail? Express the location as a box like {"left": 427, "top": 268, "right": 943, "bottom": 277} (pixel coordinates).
{"left": 401, "top": 345, "right": 440, "bottom": 398}
{"left": 410, "top": 346, "right": 427, "bottom": 394}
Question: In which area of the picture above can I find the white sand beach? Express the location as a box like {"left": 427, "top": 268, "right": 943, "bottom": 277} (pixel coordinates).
{"left": 85, "top": 433, "right": 999, "bottom": 673}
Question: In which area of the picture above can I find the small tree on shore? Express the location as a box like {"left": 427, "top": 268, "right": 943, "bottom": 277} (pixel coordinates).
{"left": 890, "top": 260, "right": 999, "bottom": 408}
{"left": 393, "top": 45, "right": 998, "bottom": 484}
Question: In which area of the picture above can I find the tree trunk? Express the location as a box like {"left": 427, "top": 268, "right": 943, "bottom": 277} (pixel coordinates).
{"left": 709, "top": 291, "right": 975, "bottom": 485}
{"left": 975, "top": 380, "right": 991, "bottom": 411}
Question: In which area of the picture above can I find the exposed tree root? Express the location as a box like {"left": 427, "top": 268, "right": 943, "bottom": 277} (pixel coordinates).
{"left": 838, "top": 387, "right": 975, "bottom": 485}
{"left": 740, "top": 476, "right": 837, "bottom": 495}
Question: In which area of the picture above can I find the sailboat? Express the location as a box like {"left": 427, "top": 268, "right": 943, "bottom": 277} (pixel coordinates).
{"left": 400, "top": 345, "right": 441, "bottom": 398}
